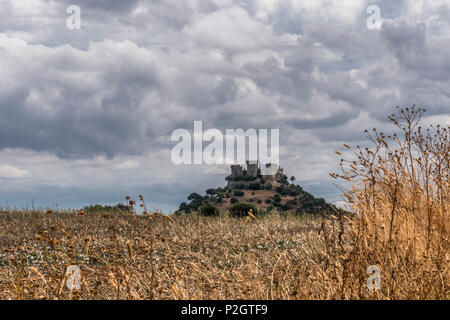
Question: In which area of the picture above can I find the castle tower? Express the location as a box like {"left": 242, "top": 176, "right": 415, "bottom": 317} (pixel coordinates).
{"left": 231, "top": 164, "right": 243, "bottom": 178}
{"left": 276, "top": 166, "right": 284, "bottom": 178}
{"left": 246, "top": 160, "right": 258, "bottom": 177}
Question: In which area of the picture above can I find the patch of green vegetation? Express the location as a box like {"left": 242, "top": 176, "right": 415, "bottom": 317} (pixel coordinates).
{"left": 199, "top": 203, "right": 220, "bottom": 216}
{"left": 232, "top": 176, "right": 257, "bottom": 182}
{"left": 229, "top": 203, "right": 257, "bottom": 217}
{"left": 233, "top": 190, "right": 245, "bottom": 197}
{"left": 176, "top": 173, "right": 338, "bottom": 216}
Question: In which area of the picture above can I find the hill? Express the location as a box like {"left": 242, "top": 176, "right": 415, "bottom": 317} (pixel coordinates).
{"left": 177, "top": 167, "right": 336, "bottom": 215}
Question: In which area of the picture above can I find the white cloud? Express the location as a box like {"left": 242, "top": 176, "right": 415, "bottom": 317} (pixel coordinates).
{"left": 0, "top": 164, "right": 31, "bottom": 180}
{"left": 114, "top": 160, "right": 140, "bottom": 170}
{"left": 184, "top": 6, "right": 275, "bottom": 50}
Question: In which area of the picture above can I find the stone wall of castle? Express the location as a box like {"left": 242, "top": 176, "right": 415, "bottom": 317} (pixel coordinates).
{"left": 229, "top": 161, "right": 282, "bottom": 183}
{"left": 246, "top": 160, "right": 258, "bottom": 177}
{"left": 231, "top": 164, "right": 243, "bottom": 178}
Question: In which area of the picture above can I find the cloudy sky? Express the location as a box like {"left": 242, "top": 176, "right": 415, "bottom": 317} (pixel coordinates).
{"left": 0, "top": 0, "right": 449, "bottom": 212}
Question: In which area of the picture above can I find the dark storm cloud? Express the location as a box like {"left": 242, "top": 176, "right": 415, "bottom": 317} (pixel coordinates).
{"left": 0, "top": 39, "right": 166, "bottom": 158}
{"left": 381, "top": 21, "right": 428, "bottom": 64}
{"left": 244, "top": 55, "right": 314, "bottom": 101}
{"left": 2, "top": 2, "right": 449, "bottom": 158}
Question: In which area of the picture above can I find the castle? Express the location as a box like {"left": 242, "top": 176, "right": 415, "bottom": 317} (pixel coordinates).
{"left": 229, "top": 160, "right": 283, "bottom": 186}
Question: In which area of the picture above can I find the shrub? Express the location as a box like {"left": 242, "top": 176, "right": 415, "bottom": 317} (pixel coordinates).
{"left": 249, "top": 182, "right": 261, "bottom": 190}
{"left": 187, "top": 193, "right": 203, "bottom": 201}
{"left": 178, "top": 202, "right": 190, "bottom": 213}
{"left": 199, "top": 203, "right": 220, "bottom": 216}
{"left": 229, "top": 203, "right": 257, "bottom": 217}
{"left": 279, "top": 175, "right": 289, "bottom": 185}
{"left": 233, "top": 190, "right": 244, "bottom": 197}
{"left": 286, "top": 199, "right": 297, "bottom": 206}
{"left": 230, "top": 197, "right": 238, "bottom": 204}
{"left": 233, "top": 176, "right": 256, "bottom": 181}
{"left": 275, "top": 186, "right": 289, "bottom": 195}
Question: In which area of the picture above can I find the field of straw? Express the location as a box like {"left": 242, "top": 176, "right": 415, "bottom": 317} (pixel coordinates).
{"left": 0, "top": 107, "right": 448, "bottom": 300}
{"left": 0, "top": 211, "right": 337, "bottom": 300}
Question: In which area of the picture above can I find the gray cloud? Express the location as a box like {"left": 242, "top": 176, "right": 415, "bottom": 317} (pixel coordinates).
{"left": 62, "top": 0, "right": 140, "bottom": 12}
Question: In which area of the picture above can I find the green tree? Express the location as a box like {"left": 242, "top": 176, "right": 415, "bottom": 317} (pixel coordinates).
{"left": 229, "top": 203, "right": 257, "bottom": 217}
{"left": 199, "top": 203, "right": 220, "bottom": 216}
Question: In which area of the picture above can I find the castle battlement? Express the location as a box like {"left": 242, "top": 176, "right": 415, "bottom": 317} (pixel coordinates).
{"left": 229, "top": 161, "right": 283, "bottom": 181}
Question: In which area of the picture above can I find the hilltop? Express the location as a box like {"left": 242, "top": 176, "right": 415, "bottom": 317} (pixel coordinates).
{"left": 177, "top": 161, "right": 336, "bottom": 215}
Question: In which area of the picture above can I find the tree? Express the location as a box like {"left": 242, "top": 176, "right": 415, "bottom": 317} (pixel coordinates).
{"left": 229, "top": 203, "right": 258, "bottom": 217}
{"left": 233, "top": 190, "right": 244, "bottom": 197}
{"left": 199, "top": 203, "right": 220, "bottom": 216}
{"left": 290, "top": 176, "right": 295, "bottom": 183}
{"left": 187, "top": 193, "right": 202, "bottom": 201}
{"left": 249, "top": 182, "right": 261, "bottom": 190}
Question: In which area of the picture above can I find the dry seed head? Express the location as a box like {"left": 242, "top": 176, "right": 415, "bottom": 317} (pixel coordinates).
{"left": 126, "top": 240, "right": 133, "bottom": 260}
{"left": 164, "top": 215, "right": 174, "bottom": 224}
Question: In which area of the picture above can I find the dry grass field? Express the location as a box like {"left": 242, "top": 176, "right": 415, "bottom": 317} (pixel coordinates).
{"left": 0, "top": 107, "right": 448, "bottom": 300}
{"left": 0, "top": 207, "right": 447, "bottom": 300}
{"left": 0, "top": 211, "right": 334, "bottom": 300}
